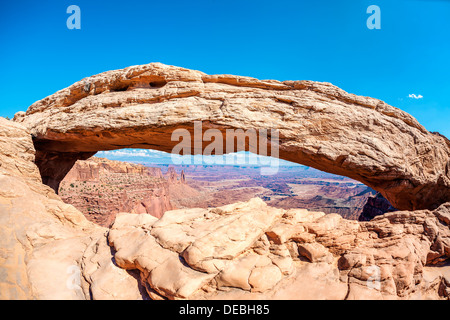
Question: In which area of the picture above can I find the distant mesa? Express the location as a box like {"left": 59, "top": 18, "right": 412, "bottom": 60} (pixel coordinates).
{"left": 59, "top": 157, "right": 191, "bottom": 226}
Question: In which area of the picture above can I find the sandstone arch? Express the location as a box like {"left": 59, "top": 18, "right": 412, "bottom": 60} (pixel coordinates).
{"left": 14, "top": 63, "right": 450, "bottom": 211}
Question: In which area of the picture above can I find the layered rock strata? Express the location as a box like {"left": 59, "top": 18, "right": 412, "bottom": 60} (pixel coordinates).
{"left": 108, "top": 198, "right": 450, "bottom": 300}
{"left": 359, "top": 192, "right": 397, "bottom": 222}
{"left": 59, "top": 157, "right": 184, "bottom": 226}
{"left": 0, "top": 118, "right": 144, "bottom": 300}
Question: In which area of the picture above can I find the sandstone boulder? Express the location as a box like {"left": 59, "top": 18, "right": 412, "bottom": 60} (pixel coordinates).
{"left": 107, "top": 196, "right": 450, "bottom": 300}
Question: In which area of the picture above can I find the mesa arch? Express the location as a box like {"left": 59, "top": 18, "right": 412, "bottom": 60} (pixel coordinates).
{"left": 13, "top": 62, "right": 450, "bottom": 211}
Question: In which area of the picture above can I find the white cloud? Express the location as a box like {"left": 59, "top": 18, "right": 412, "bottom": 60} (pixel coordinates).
{"left": 96, "top": 149, "right": 300, "bottom": 167}
{"left": 408, "top": 94, "right": 423, "bottom": 99}
{"left": 96, "top": 149, "right": 166, "bottom": 158}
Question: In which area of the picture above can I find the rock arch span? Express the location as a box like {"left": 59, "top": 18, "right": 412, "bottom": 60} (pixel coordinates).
{"left": 13, "top": 63, "right": 450, "bottom": 211}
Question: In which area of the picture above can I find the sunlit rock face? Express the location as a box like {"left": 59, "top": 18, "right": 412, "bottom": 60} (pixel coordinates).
{"left": 108, "top": 198, "right": 450, "bottom": 300}
{"left": 1, "top": 108, "right": 450, "bottom": 301}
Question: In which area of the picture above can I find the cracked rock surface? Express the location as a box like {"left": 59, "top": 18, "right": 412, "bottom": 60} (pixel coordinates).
{"left": 0, "top": 118, "right": 145, "bottom": 300}
{"left": 108, "top": 198, "right": 450, "bottom": 300}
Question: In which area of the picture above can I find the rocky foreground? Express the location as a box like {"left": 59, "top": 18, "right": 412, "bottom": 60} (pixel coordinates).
{"left": 1, "top": 63, "right": 450, "bottom": 299}
{"left": 0, "top": 116, "right": 449, "bottom": 300}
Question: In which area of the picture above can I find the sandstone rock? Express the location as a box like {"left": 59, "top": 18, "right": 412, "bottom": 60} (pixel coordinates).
{"left": 104, "top": 196, "right": 450, "bottom": 300}
{"left": 81, "top": 231, "right": 148, "bottom": 300}
{"left": 216, "top": 254, "right": 264, "bottom": 291}
{"left": 109, "top": 212, "right": 216, "bottom": 299}
{"left": 181, "top": 198, "right": 284, "bottom": 273}
{"left": 166, "top": 166, "right": 184, "bottom": 184}
{"left": 297, "top": 243, "right": 333, "bottom": 263}
{"left": 14, "top": 63, "right": 450, "bottom": 211}
{"left": 0, "top": 118, "right": 41, "bottom": 186}
{"left": 248, "top": 264, "right": 283, "bottom": 293}
{"left": 0, "top": 118, "right": 147, "bottom": 300}
{"left": 1, "top": 64, "right": 450, "bottom": 301}
{"left": 107, "top": 199, "right": 288, "bottom": 298}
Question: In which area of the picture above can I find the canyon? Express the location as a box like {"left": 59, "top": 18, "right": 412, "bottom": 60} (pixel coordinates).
{"left": 172, "top": 164, "right": 380, "bottom": 220}
{"left": 59, "top": 158, "right": 384, "bottom": 227}
{"left": 59, "top": 157, "right": 194, "bottom": 227}
{"left": 1, "top": 63, "right": 450, "bottom": 300}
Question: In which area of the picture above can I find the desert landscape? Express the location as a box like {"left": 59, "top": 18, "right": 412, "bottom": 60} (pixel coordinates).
{"left": 1, "top": 63, "right": 449, "bottom": 301}
{"left": 173, "top": 164, "right": 382, "bottom": 220}
{"left": 59, "top": 157, "right": 192, "bottom": 226}
{"left": 58, "top": 156, "right": 393, "bottom": 227}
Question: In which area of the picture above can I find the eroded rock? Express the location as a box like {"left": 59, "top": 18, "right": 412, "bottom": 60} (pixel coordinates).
{"left": 0, "top": 118, "right": 148, "bottom": 300}
{"left": 107, "top": 196, "right": 450, "bottom": 300}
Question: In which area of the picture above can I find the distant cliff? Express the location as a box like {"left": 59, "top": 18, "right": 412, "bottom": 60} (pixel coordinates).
{"left": 59, "top": 157, "right": 188, "bottom": 227}
{"left": 358, "top": 192, "right": 397, "bottom": 221}
{"left": 268, "top": 184, "right": 377, "bottom": 220}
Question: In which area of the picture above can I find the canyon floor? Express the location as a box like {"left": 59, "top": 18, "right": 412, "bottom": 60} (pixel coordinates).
{"left": 171, "top": 164, "right": 378, "bottom": 220}
{"left": 59, "top": 157, "right": 384, "bottom": 227}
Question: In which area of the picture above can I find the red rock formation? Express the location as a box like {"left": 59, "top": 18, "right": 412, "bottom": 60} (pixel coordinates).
{"left": 2, "top": 63, "right": 450, "bottom": 300}
{"left": 59, "top": 158, "right": 189, "bottom": 226}
{"left": 165, "top": 166, "right": 180, "bottom": 184}
{"left": 180, "top": 170, "right": 186, "bottom": 184}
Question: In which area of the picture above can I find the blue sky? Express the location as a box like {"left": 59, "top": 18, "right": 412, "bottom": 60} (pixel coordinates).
{"left": 1, "top": 0, "right": 449, "bottom": 137}
{"left": 96, "top": 149, "right": 301, "bottom": 167}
